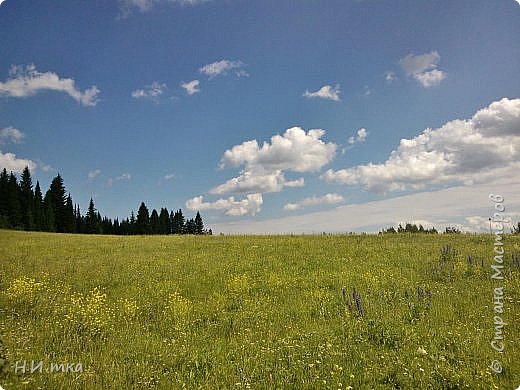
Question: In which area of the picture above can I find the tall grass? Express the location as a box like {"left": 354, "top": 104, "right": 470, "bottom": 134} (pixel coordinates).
{"left": 0, "top": 230, "right": 518, "bottom": 389}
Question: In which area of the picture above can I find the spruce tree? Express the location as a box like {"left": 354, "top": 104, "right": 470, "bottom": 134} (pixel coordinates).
{"left": 85, "top": 198, "right": 101, "bottom": 234}
{"left": 7, "top": 172, "right": 22, "bottom": 228}
{"left": 63, "top": 194, "right": 76, "bottom": 233}
{"left": 33, "top": 181, "right": 44, "bottom": 231}
{"left": 150, "top": 209, "right": 159, "bottom": 234}
{"left": 136, "top": 202, "right": 150, "bottom": 234}
{"left": 195, "top": 211, "right": 204, "bottom": 235}
{"left": 159, "top": 207, "right": 170, "bottom": 234}
{"left": 0, "top": 168, "right": 9, "bottom": 227}
{"left": 171, "top": 209, "right": 184, "bottom": 234}
{"left": 48, "top": 174, "right": 67, "bottom": 232}
{"left": 43, "top": 190, "right": 56, "bottom": 232}
{"left": 19, "top": 166, "right": 34, "bottom": 230}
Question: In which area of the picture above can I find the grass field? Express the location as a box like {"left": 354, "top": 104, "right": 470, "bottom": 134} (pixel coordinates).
{"left": 0, "top": 230, "right": 519, "bottom": 389}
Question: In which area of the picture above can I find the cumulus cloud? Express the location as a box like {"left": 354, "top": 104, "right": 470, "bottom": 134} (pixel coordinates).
{"left": 348, "top": 128, "right": 368, "bottom": 145}
{"left": 199, "top": 60, "right": 247, "bottom": 78}
{"left": 186, "top": 193, "right": 263, "bottom": 216}
{"left": 303, "top": 84, "right": 341, "bottom": 101}
{"left": 164, "top": 173, "right": 176, "bottom": 180}
{"left": 0, "top": 64, "right": 99, "bottom": 106}
{"left": 0, "top": 127, "right": 25, "bottom": 144}
{"left": 220, "top": 127, "right": 337, "bottom": 173}
{"left": 181, "top": 80, "right": 200, "bottom": 95}
{"left": 284, "top": 193, "right": 344, "bottom": 211}
{"left": 0, "top": 151, "right": 36, "bottom": 173}
{"left": 322, "top": 98, "right": 520, "bottom": 193}
{"left": 88, "top": 169, "right": 101, "bottom": 180}
{"left": 399, "top": 51, "right": 446, "bottom": 87}
{"left": 210, "top": 169, "right": 304, "bottom": 195}
{"left": 214, "top": 127, "right": 336, "bottom": 195}
{"left": 131, "top": 81, "right": 167, "bottom": 102}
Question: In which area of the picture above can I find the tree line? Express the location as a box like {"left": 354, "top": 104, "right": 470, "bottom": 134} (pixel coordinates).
{"left": 0, "top": 167, "right": 210, "bottom": 235}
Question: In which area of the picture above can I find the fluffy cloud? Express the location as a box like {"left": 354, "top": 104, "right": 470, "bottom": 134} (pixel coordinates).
{"left": 220, "top": 127, "right": 337, "bottom": 173}
{"left": 399, "top": 51, "right": 446, "bottom": 87}
{"left": 323, "top": 98, "right": 520, "bottom": 193}
{"left": 284, "top": 193, "right": 344, "bottom": 211}
{"left": 214, "top": 127, "right": 336, "bottom": 195}
{"left": 0, "top": 64, "right": 99, "bottom": 106}
{"left": 303, "top": 84, "right": 341, "bottom": 101}
{"left": 199, "top": 60, "right": 247, "bottom": 78}
{"left": 0, "top": 151, "right": 36, "bottom": 173}
{"left": 181, "top": 80, "right": 200, "bottom": 95}
{"left": 0, "top": 127, "right": 25, "bottom": 144}
{"left": 131, "top": 81, "right": 166, "bottom": 102}
{"left": 212, "top": 178, "right": 520, "bottom": 234}
{"left": 164, "top": 173, "right": 176, "bottom": 180}
{"left": 186, "top": 193, "right": 263, "bottom": 216}
{"left": 348, "top": 128, "right": 368, "bottom": 145}
{"left": 210, "top": 169, "right": 304, "bottom": 195}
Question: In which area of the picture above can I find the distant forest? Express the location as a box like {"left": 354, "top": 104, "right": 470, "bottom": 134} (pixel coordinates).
{"left": 0, "top": 167, "right": 211, "bottom": 235}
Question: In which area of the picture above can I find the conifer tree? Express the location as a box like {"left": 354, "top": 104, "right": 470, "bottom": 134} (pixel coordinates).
{"left": 150, "top": 209, "right": 159, "bottom": 234}
{"left": 63, "top": 194, "right": 76, "bottom": 233}
{"left": 136, "top": 202, "right": 150, "bottom": 234}
{"left": 7, "top": 172, "right": 22, "bottom": 228}
{"left": 48, "top": 174, "right": 67, "bottom": 232}
{"left": 33, "top": 181, "right": 44, "bottom": 231}
{"left": 159, "top": 207, "right": 170, "bottom": 234}
{"left": 19, "top": 166, "right": 34, "bottom": 230}
{"left": 0, "top": 168, "right": 9, "bottom": 227}
{"left": 195, "top": 211, "right": 204, "bottom": 235}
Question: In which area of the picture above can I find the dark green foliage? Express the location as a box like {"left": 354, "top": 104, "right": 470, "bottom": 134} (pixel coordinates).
{"left": 0, "top": 167, "right": 208, "bottom": 236}
{"left": 48, "top": 174, "right": 67, "bottom": 232}
{"left": 159, "top": 208, "right": 170, "bottom": 234}
{"left": 19, "top": 166, "right": 34, "bottom": 230}
{"left": 381, "top": 223, "right": 437, "bottom": 234}
{"left": 195, "top": 211, "right": 204, "bottom": 235}
{"left": 150, "top": 209, "right": 159, "bottom": 234}
{"left": 136, "top": 202, "right": 150, "bottom": 234}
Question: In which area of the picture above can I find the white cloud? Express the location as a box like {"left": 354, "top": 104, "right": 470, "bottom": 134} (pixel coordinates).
{"left": 210, "top": 169, "right": 304, "bottom": 195}
{"left": 164, "top": 173, "right": 176, "bottom": 180}
{"left": 323, "top": 98, "right": 520, "bottom": 193}
{"left": 220, "top": 127, "right": 337, "bottom": 173}
{"left": 0, "top": 64, "right": 99, "bottom": 106}
{"left": 211, "top": 177, "right": 520, "bottom": 234}
{"left": 347, "top": 128, "right": 368, "bottom": 145}
{"left": 131, "top": 81, "right": 167, "bottom": 102}
{"left": 0, "top": 151, "right": 36, "bottom": 173}
{"left": 385, "top": 71, "right": 396, "bottom": 82}
{"left": 199, "top": 60, "right": 247, "bottom": 78}
{"left": 120, "top": 0, "right": 207, "bottom": 14}
{"left": 88, "top": 169, "right": 101, "bottom": 180}
{"left": 108, "top": 173, "right": 131, "bottom": 186}
{"left": 186, "top": 193, "right": 263, "bottom": 216}
{"left": 0, "top": 127, "right": 25, "bottom": 144}
{"left": 181, "top": 80, "right": 200, "bottom": 95}
{"left": 303, "top": 84, "right": 341, "bottom": 101}
{"left": 399, "top": 51, "right": 446, "bottom": 87}
{"left": 213, "top": 127, "right": 336, "bottom": 196}
{"left": 284, "top": 193, "right": 344, "bottom": 211}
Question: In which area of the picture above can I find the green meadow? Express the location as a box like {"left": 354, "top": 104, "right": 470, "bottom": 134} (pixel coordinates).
{"left": 0, "top": 230, "right": 519, "bottom": 389}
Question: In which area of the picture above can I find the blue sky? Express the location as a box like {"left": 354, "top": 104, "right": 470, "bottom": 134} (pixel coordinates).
{"left": 1, "top": 0, "right": 519, "bottom": 233}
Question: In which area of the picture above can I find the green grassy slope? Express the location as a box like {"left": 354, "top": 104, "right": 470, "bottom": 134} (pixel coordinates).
{"left": 0, "top": 230, "right": 519, "bottom": 389}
